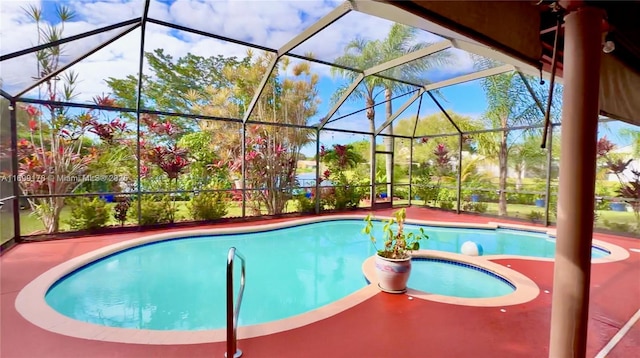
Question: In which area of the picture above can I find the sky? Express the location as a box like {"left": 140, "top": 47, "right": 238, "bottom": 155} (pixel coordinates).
{"left": 0, "top": 0, "right": 483, "bottom": 108}
{"left": 0, "top": 0, "right": 637, "bottom": 154}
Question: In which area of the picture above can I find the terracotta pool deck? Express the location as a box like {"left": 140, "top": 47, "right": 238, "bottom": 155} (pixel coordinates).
{"left": 1, "top": 207, "right": 639, "bottom": 357}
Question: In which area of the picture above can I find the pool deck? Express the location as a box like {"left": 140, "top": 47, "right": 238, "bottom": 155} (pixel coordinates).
{"left": 1, "top": 207, "right": 639, "bottom": 357}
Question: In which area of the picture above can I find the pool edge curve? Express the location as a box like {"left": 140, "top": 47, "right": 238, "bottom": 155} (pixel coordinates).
{"left": 14, "top": 214, "right": 630, "bottom": 344}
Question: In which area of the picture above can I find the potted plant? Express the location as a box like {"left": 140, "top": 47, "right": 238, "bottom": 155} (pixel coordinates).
{"left": 362, "top": 208, "right": 429, "bottom": 293}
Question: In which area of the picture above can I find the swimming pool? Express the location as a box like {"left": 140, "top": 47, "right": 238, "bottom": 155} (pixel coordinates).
{"left": 44, "top": 219, "right": 609, "bottom": 331}
{"left": 46, "top": 224, "right": 375, "bottom": 330}
{"left": 407, "top": 225, "right": 610, "bottom": 258}
{"left": 407, "top": 258, "right": 515, "bottom": 298}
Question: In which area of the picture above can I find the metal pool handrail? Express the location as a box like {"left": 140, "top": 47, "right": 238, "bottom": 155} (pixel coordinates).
{"left": 226, "top": 247, "right": 246, "bottom": 358}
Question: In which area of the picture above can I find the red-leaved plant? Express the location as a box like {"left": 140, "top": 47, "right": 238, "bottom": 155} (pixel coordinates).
{"left": 226, "top": 125, "right": 296, "bottom": 215}
{"left": 597, "top": 136, "right": 640, "bottom": 230}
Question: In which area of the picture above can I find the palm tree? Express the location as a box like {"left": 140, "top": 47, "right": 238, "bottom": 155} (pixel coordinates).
{"left": 510, "top": 132, "right": 555, "bottom": 189}
{"left": 472, "top": 64, "right": 561, "bottom": 216}
{"left": 620, "top": 128, "right": 640, "bottom": 157}
{"left": 330, "top": 24, "right": 453, "bottom": 196}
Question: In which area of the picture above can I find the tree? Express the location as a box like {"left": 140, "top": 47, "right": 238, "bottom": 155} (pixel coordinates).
{"left": 14, "top": 5, "right": 100, "bottom": 233}
{"left": 190, "top": 52, "right": 319, "bottom": 215}
{"left": 394, "top": 112, "right": 480, "bottom": 165}
{"left": 509, "top": 131, "right": 558, "bottom": 188}
{"left": 472, "top": 64, "right": 561, "bottom": 216}
{"left": 596, "top": 136, "right": 640, "bottom": 231}
{"left": 620, "top": 127, "right": 640, "bottom": 158}
{"left": 331, "top": 24, "right": 453, "bottom": 196}
{"left": 106, "top": 49, "right": 248, "bottom": 119}
{"left": 177, "top": 131, "right": 229, "bottom": 191}
{"left": 107, "top": 49, "right": 320, "bottom": 215}
{"left": 320, "top": 144, "right": 367, "bottom": 209}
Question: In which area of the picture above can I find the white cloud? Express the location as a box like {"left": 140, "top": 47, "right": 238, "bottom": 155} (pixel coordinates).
{"left": 0, "top": 0, "right": 41, "bottom": 55}
{"left": 1, "top": 0, "right": 478, "bottom": 105}
{"left": 147, "top": 0, "right": 172, "bottom": 21}
{"left": 166, "top": 0, "right": 337, "bottom": 49}
{"left": 294, "top": 11, "right": 395, "bottom": 62}
{"left": 69, "top": 0, "right": 145, "bottom": 24}
{"left": 430, "top": 48, "right": 476, "bottom": 78}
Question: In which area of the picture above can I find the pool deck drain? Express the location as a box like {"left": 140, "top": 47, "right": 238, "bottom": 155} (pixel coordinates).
{"left": 2, "top": 207, "right": 639, "bottom": 357}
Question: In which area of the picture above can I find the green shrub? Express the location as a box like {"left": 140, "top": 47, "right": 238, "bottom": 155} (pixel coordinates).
{"left": 439, "top": 201, "right": 454, "bottom": 210}
{"left": 66, "top": 197, "right": 109, "bottom": 230}
{"left": 321, "top": 185, "right": 364, "bottom": 211}
{"left": 394, "top": 187, "right": 409, "bottom": 200}
{"left": 595, "top": 198, "right": 610, "bottom": 211}
{"left": 412, "top": 165, "right": 436, "bottom": 205}
{"left": 527, "top": 210, "right": 543, "bottom": 223}
{"left": 414, "top": 184, "right": 440, "bottom": 205}
{"left": 509, "top": 192, "right": 537, "bottom": 205}
{"left": 333, "top": 185, "right": 364, "bottom": 210}
{"left": 549, "top": 197, "right": 558, "bottom": 220}
{"left": 603, "top": 220, "right": 632, "bottom": 233}
{"left": 295, "top": 194, "right": 316, "bottom": 213}
{"left": 461, "top": 201, "right": 488, "bottom": 213}
{"left": 438, "top": 188, "right": 457, "bottom": 202}
{"left": 131, "top": 195, "right": 176, "bottom": 225}
{"left": 189, "top": 191, "right": 228, "bottom": 221}
{"left": 482, "top": 190, "right": 499, "bottom": 203}
{"left": 474, "top": 202, "right": 488, "bottom": 213}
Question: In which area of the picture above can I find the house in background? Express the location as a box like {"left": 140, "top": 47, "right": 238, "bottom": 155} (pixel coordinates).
{"left": 297, "top": 160, "right": 317, "bottom": 171}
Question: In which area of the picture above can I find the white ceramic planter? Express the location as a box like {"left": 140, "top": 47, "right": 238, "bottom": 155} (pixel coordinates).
{"left": 374, "top": 254, "right": 412, "bottom": 293}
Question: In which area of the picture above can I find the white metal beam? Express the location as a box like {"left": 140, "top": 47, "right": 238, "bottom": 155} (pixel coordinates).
{"left": 517, "top": 71, "right": 546, "bottom": 115}
{"left": 363, "top": 40, "right": 452, "bottom": 76}
{"left": 316, "top": 40, "right": 450, "bottom": 130}
{"left": 16, "top": 24, "right": 140, "bottom": 98}
{"left": 277, "top": 1, "right": 353, "bottom": 57}
{"left": 423, "top": 64, "right": 514, "bottom": 92}
{"left": 242, "top": 57, "right": 278, "bottom": 123}
{"left": 375, "top": 88, "right": 424, "bottom": 136}
{"left": 450, "top": 39, "right": 546, "bottom": 79}
{"left": 317, "top": 73, "right": 365, "bottom": 129}
{"left": 514, "top": 64, "right": 563, "bottom": 85}
{"left": 351, "top": 0, "right": 478, "bottom": 45}
{"left": 243, "top": 1, "right": 353, "bottom": 124}
{"left": 353, "top": 1, "right": 552, "bottom": 85}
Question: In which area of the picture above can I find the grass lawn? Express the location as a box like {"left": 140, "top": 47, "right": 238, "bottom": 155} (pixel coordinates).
{"left": 397, "top": 199, "right": 638, "bottom": 234}
{"left": 17, "top": 201, "right": 246, "bottom": 236}
{"left": 16, "top": 199, "right": 305, "bottom": 236}
{"left": 481, "top": 202, "right": 637, "bottom": 231}
{"left": 1, "top": 209, "right": 15, "bottom": 244}
{"left": 11, "top": 198, "right": 638, "bottom": 239}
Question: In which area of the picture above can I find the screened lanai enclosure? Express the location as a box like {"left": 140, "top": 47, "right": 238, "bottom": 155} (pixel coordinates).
{"left": 0, "top": 0, "right": 638, "bottom": 247}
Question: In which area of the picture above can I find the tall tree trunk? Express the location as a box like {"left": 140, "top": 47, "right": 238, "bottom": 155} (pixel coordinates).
{"left": 366, "top": 97, "right": 376, "bottom": 134}
{"left": 48, "top": 198, "right": 64, "bottom": 233}
{"left": 384, "top": 89, "right": 393, "bottom": 197}
{"left": 366, "top": 96, "right": 376, "bottom": 201}
{"left": 498, "top": 131, "right": 508, "bottom": 216}
{"left": 515, "top": 163, "right": 523, "bottom": 190}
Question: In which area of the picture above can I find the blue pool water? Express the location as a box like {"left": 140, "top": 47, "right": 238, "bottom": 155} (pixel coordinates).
{"left": 408, "top": 258, "right": 515, "bottom": 298}
{"left": 45, "top": 220, "right": 609, "bottom": 330}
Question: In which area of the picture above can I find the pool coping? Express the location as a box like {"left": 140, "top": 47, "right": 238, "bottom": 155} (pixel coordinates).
{"left": 14, "top": 214, "right": 630, "bottom": 344}
{"left": 362, "top": 250, "right": 539, "bottom": 307}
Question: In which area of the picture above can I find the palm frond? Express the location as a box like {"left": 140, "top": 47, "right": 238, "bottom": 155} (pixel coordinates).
{"left": 330, "top": 82, "right": 366, "bottom": 105}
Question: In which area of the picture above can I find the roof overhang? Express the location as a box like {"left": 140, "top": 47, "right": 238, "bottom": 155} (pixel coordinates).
{"left": 372, "top": 0, "right": 640, "bottom": 126}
